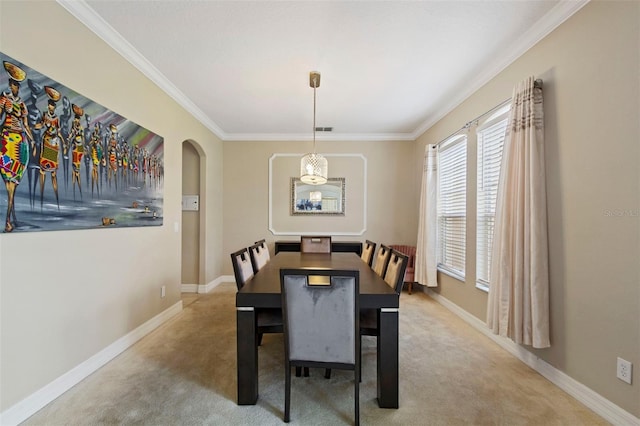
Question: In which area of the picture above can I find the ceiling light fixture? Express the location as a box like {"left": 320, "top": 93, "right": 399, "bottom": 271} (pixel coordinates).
{"left": 300, "top": 71, "right": 328, "bottom": 185}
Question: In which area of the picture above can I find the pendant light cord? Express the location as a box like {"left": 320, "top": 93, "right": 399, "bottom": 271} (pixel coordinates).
{"left": 312, "top": 76, "right": 317, "bottom": 152}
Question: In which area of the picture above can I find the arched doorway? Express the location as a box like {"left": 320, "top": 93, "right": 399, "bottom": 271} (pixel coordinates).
{"left": 181, "top": 140, "right": 205, "bottom": 293}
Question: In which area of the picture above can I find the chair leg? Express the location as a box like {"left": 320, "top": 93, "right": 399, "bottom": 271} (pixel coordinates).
{"left": 295, "top": 367, "right": 309, "bottom": 377}
{"left": 355, "top": 370, "right": 360, "bottom": 426}
{"left": 258, "top": 332, "right": 264, "bottom": 346}
{"left": 284, "top": 364, "right": 291, "bottom": 423}
{"left": 358, "top": 335, "right": 362, "bottom": 382}
{"left": 409, "top": 281, "right": 413, "bottom": 295}
{"left": 324, "top": 368, "right": 331, "bottom": 379}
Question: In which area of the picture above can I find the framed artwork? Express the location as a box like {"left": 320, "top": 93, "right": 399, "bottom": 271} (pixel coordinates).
{"left": 0, "top": 52, "right": 163, "bottom": 233}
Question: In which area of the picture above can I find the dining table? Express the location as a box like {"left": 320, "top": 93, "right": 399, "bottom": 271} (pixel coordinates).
{"left": 235, "top": 251, "right": 399, "bottom": 408}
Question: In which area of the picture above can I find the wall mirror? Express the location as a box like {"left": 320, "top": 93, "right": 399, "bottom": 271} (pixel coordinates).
{"left": 291, "top": 177, "right": 345, "bottom": 215}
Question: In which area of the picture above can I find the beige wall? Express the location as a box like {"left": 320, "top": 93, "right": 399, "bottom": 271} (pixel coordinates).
{"left": 1, "top": 0, "right": 638, "bottom": 421}
{"left": 223, "top": 139, "right": 418, "bottom": 274}
{"left": 0, "top": 1, "right": 223, "bottom": 411}
{"left": 416, "top": 1, "right": 639, "bottom": 416}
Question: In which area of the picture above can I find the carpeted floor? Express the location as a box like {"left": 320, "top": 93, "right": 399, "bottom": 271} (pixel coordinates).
{"left": 23, "top": 283, "right": 607, "bottom": 425}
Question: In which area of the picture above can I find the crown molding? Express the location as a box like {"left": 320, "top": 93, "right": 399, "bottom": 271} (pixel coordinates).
{"left": 411, "top": 0, "right": 590, "bottom": 139}
{"left": 58, "top": 0, "right": 589, "bottom": 143}
{"left": 56, "top": 0, "right": 228, "bottom": 141}
{"left": 224, "top": 132, "right": 415, "bottom": 142}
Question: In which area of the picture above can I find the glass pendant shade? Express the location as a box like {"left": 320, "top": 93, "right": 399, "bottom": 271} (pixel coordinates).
{"left": 300, "top": 71, "right": 328, "bottom": 185}
{"left": 309, "top": 191, "right": 322, "bottom": 202}
{"left": 300, "top": 152, "right": 328, "bottom": 185}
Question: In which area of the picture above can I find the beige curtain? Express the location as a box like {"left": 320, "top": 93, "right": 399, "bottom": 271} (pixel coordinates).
{"left": 415, "top": 145, "right": 438, "bottom": 287}
{"left": 486, "top": 77, "right": 550, "bottom": 348}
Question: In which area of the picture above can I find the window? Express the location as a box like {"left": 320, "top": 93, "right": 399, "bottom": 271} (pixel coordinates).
{"left": 476, "top": 107, "right": 509, "bottom": 291}
{"left": 437, "top": 135, "right": 467, "bottom": 279}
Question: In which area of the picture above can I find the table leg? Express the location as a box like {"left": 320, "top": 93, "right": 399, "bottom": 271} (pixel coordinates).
{"left": 377, "top": 307, "right": 399, "bottom": 408}
{"left": 237, "top": 307, "right": 258, "bottom": 405}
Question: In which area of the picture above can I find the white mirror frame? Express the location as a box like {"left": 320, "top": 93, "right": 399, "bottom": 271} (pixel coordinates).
{"left": 269, "top": 153, "right": 367, "bottom": 236}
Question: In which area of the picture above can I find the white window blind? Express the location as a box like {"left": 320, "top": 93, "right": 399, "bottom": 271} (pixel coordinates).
{"left": 476, "top": 114, "right": 508, "bottom": 290}
{"left": 437, "top": 136, "right": 467, "bottom": 279}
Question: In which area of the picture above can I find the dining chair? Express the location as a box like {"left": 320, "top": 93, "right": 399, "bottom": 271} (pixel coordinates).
{"left": 389, "top": 244, "right": 416, "bottom": 294}
{"left": 249, "top": 242, "right": 270, "bottom": 274}
{"left": 230, "top": 248, "right": 254, "bottom": 291}
{"left": 230, "top": 248, "right": 282, "bottom": 345}
{"left": 382, "top": 250, "right": 409, "bottom": 294}
{"left": 254, "top": 239, "right": 271, "bottom": 261}
{"left": 300, "top": 235, "right": 331, "bottom": 253}
{"left": 280, "top": 268, "right": 360, "bottom": 425}
{"left": 360, "top": 240, "right": 376, "bottom": 267}
{"left": 359, "top": 249, "right": 408, "bottom": 379}
{"left": 372, "top": 244, "right": 392, "bottom": 277}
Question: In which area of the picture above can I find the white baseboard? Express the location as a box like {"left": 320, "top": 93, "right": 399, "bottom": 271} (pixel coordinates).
{"left": 181, "top": 283, "right": 199, "bottom": 293}
{"left": 0, "top": 300, "right": 183, "bottom": 426}
{"left": 422, "top": 287, "right": 639, "bottom": 426}
{"left": 181, "top": 275, "right": 232, "bottom": 294}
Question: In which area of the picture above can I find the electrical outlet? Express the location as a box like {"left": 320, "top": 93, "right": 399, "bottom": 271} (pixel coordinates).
{"left": 161, "top": 285, "right": 166, "bottom": 299}
{"left": 616, "top": 357, "right": 632, "bottom": 384}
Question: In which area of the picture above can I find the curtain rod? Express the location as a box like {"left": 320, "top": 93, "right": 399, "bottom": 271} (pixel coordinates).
{"left": 432, "top": 78, "right": 543, "bottom": 149}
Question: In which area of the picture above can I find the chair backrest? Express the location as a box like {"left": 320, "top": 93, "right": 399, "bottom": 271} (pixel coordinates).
{"left": 230, "top": 248, "right": 254, "bottom": 290}
{"left": 389, "top": 245, "right": 415, "bottom": 269}
{"left": 254, "top": 239, "right": 271, "bottom": 260}
{"left": 280, "top": 269, "right": 359, "bottom": 365}
{"left": 389, "top": 244, "right": 416, "bottom": 283}
{"left": 383, "top": 249, "right": 409, "bottom": 294}
{"left": 300, "top": 236, "right": 332, "bottom": 253}
{"left": 372, "top": 244, "right": 392, "bottom": 277}
{"left": 360, "top": 240, "right": 377, "bottom": 267}
{"left": 249, "top": 242, "right": 270, "bottom": 273}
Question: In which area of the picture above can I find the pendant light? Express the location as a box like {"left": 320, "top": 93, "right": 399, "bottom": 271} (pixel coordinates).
{"left": 300, "top": 71, "right": 328, "bottom": 185}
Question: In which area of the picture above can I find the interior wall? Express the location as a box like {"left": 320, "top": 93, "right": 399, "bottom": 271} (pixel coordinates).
{"left": 415, "top": 1, "right": 639, "bottom": 416}
{"left": 270, "top": 154, "right": 366, "bottom": 235}
{"left": 0, "top": 0, "right": 223, "bottom": 411}
{"left": 222, "top": 139, "right": 417, "bottom": 275}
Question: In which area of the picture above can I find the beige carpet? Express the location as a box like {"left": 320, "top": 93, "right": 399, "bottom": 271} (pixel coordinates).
{"left": 23, "top": 283, "right": 607, "bottom": 425}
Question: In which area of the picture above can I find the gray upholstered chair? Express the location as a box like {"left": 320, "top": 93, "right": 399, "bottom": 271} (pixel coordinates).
{"left": 360, "top": 240, "right": 376, "bottom": 267}
{"left": 372, "top": 244, "right": 392, "bottom": 277}
{"left": 359, "top": 249, "right": 408, "bottom": 379}
{"left": 280, "top": 268, "right": 360, "bottom": 425}
{"left": 300, "top": 235, "right": 332, "bottom": 253}
{"left": 230, "top": 248, "right": 282, "bottom": 345}
{"left": 249, "top": 242, "right": 270, "bottom": 274}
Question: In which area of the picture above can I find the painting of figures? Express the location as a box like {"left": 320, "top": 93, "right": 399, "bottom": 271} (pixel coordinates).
{"left": 0, "top": 52, "right": 163, "bottom": 233}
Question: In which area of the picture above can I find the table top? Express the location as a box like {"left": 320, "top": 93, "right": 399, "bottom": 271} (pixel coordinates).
{"left": 236, "top": 252, "right": 398, "bottom": 310}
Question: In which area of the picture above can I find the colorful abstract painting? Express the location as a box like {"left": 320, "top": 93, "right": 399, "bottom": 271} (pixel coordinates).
{"left": 0, "top": 52, "right": 163, "bottom": 233}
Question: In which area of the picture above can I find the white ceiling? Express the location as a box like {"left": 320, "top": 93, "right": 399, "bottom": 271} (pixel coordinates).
{"left": 59, "top": 0, "right": 586, "bottom": 142}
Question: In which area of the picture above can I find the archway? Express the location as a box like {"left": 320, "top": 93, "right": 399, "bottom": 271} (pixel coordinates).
{"left": 181, "top": 139, "right": 205, "bottom": 292}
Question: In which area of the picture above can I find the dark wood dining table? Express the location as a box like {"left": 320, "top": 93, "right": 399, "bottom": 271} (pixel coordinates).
{"left": 236, "top": 252, "right": 399, "bottom": 408}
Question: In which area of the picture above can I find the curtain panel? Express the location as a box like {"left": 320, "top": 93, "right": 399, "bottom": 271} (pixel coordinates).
{"left": 415, "top": 144, "right": 438, "bottom": 287}
{"left": 486, "top": 76, "right": 550, "bottom": 348}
